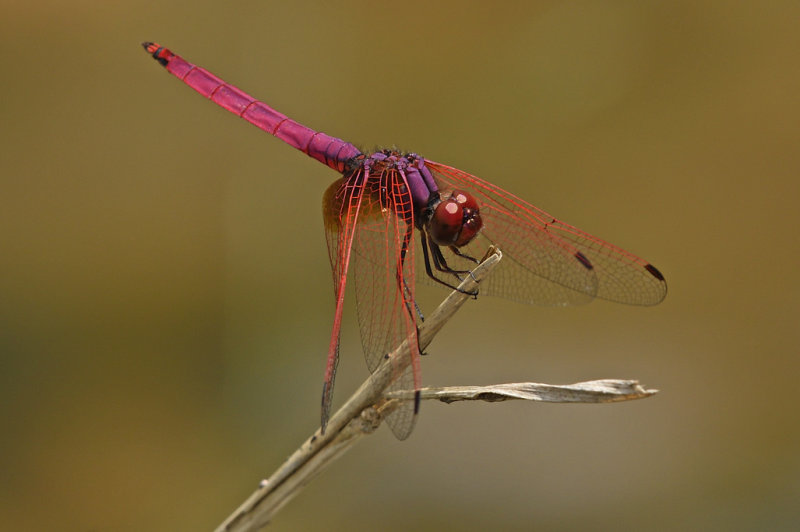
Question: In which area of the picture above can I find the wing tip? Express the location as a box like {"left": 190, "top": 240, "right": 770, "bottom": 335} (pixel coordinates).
{"left": 320, "top": 381, "right": 331, "bottom": 435}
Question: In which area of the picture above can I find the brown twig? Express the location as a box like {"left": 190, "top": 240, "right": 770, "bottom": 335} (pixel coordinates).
{"left": 216, "top": 248, "right": 503, "bottom": 531}
{"left": 386, "top": 379, "right": 656, "bottom": 404}
{"left": 214, "top": 248, "right": 657, "bottom": 531}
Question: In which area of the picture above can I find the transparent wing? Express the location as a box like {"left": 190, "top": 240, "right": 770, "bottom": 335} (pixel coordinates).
{"left": 325, "top": 168, "right": 420, "bottom": 440}
{"left": 424, "top": 160, "right": 667, "bottom": 306}
{"left": 350, "top": 168, "right": 420, "bottom": 440}
{"left": 321, "top": 173, "right": 367, "bottom": 433}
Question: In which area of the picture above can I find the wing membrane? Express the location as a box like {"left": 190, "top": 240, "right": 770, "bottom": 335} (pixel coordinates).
{"left": 325, "top": 168, "right": 420, "bottom": 440}
{"left": 321, "top": 173, "right": 368, "bottom": 433}
{"left": 425, "top": 160, "right": 667, "bottom": 306}
{"left": 351, "top": 168, "right": 419, "bottom": 440}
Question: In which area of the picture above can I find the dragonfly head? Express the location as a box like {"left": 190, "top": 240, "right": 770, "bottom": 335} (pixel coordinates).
{"left": 426, "top": 189, "right": 483, "bottom": 247}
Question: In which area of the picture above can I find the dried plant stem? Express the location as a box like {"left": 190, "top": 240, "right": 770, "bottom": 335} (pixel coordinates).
{"left": 216, "top": 248, "right": 503, "bottom": 531}
{"left": 386, "top": 379, "right": 656, "bottom": 404}
{"left": 215, "top": 248, "right": 657, "bottom": 531}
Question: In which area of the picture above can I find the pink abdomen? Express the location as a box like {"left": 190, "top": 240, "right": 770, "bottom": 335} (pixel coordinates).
{"left": 146, "top": 43, "right": 362, "bottom": 173}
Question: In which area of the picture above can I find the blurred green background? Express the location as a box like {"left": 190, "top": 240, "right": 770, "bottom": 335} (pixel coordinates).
{"left": 2, "top": 1, "right": 798, "bottom": 530}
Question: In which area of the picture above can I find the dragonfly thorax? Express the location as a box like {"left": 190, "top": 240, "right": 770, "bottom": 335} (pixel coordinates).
{"left": 350, "top": 150, "right": 440, "bottom": 219}
{"left": 354, "top": 151, "right": 484, "bottom": 248}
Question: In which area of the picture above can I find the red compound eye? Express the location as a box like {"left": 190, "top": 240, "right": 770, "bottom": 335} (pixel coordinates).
{"left": 454, "top": 213, "right": 482, "bottom": 246}
{"left": 426, "top": 190, "right": 483, "bottom": 246}
{"left": 429, "top": 198, "right": 463, "bottom": 245}
{"left": 452, "top": 190, "right": 479, "bottom": 211}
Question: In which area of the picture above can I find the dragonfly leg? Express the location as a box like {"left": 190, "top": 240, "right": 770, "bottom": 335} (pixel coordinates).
{"left": 419, "top": 232, "right": 479, "bottom": 296}
{"left": 396, "top": 222, "right": 430, "bottom": 359}
{"left": 397, "top": 223, "right": 425, "bottom": 322}
{"left": 414, "top": 323, "right": 429, "bottom": 356}
{"left": 430, "top": 244, "right": 462, "bottom": 281}
{"left": 431, "top": 243, "right": 479, "bottom": 297}
{"left": 431, "top": 243, "right": 474, "bottom": 277}
{"left": 397, "top": 272, "right": 425, "bottom": 323}
{"left": 397, "top": 223, "right": 429, "bottom": 361}
{"left": 448, "top": 245, "right": 480, "bottom": 265}
{"left": 438, "top": 246, "right": 478, "bottom": 284}
{"left": 420, "top": 232, "right": 461, "bottom": 290}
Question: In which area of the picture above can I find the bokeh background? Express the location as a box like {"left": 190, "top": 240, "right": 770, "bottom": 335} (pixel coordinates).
{"left": 2, "top": 1, "right": 798, "bottom": 530}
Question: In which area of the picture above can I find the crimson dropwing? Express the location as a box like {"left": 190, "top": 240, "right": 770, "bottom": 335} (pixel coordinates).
{"left": 142, "top": 43, "right": 666, "bottom": 440}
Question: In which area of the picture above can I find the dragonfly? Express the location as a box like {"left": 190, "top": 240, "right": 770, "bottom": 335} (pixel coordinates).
{"left": 142, "top": 43, "right": 667, "bottom": 440}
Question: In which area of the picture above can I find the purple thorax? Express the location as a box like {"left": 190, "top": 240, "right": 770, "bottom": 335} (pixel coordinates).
{"left": 354, "top": 150, "right": 440, "bottom": 220}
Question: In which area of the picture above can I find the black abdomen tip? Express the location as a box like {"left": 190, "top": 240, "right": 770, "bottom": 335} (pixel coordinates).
{"left": 141, "top": 41, "right": 172, "bottom": 67}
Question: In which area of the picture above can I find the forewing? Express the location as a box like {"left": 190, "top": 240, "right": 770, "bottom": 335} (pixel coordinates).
{"left": 350, "top": 168, "right": 420, "bottom": 440}
{"left": 425, "top": 161, "right": 667, "bottom": 306}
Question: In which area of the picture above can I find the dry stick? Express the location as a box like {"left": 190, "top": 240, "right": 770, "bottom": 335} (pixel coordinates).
{"left": 215, "top": 247, "right": 657, "bottom": 531}
{"left": 386, "top": 379, "right": 656, "bottom": 404}
{"left": 216, "top": 247, "right": 503, "bottom": 532}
